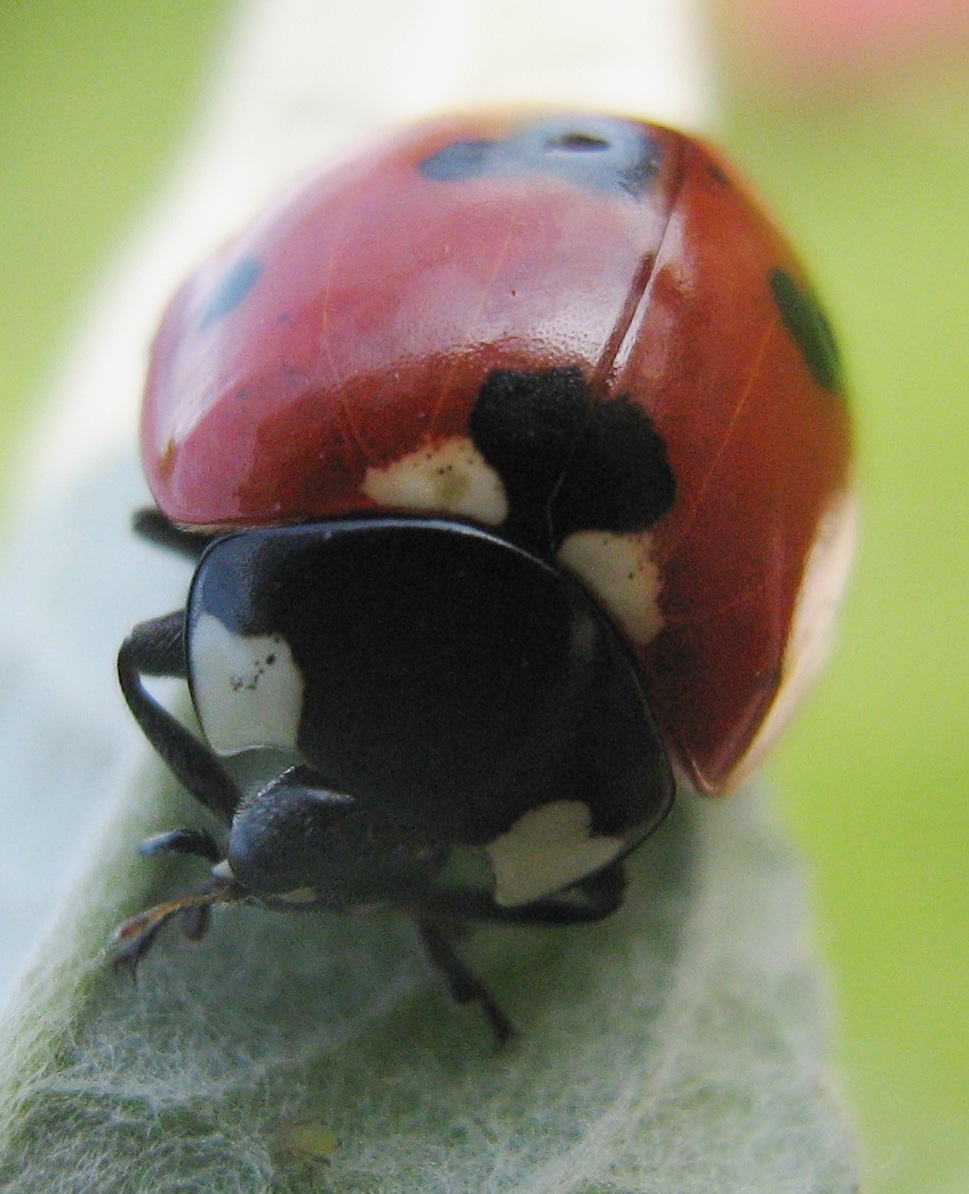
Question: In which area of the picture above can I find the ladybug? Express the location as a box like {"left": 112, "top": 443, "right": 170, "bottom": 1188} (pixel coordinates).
{"left": 116, "top": 111, "right": 854, "bottom": 1040}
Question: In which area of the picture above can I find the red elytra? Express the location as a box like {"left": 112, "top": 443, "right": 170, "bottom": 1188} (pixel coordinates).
{"left": 142, "top": 111, "right": 853, "bottom": 796}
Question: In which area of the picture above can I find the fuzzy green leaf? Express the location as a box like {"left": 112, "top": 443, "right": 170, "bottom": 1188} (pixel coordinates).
{"left": 0, "top": 754, "right": 857, "bottom": 1192}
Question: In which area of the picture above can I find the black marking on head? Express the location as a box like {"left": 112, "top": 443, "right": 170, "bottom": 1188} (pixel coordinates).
{"left": 770, "top": 267, "right": 843, "bottom": 393}
{"left": 469, "top": 366, "right": 676, "bottom": 552}
{"left": 419, "top": 115, "right": 661, "bottom": 198}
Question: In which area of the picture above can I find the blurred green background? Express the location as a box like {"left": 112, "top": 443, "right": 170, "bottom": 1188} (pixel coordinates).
{"left": 0, "top": 3, "right": 966, "bottom": 1192}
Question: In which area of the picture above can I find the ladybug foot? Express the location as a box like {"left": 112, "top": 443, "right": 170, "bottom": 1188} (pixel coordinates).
{"left": 416, "top": 918, "right": 517, "bottom": 1046}
{"left": 112, "top": 884, "right": 238, "bottom": 977}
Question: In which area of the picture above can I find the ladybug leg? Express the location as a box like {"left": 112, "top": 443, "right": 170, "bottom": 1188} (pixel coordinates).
{"left": 421, "top": 861, "right": 627, "bottom": 927}
{"left": 414, "top": 917, "right": 516, "bottom": 1045}
{"left": 132, "top": 508, "right": 218, "bottom": 560}
{"left": 532, "top": 860, "right": 628, "bottom": 923}
{"left": 113, "top": 879, "right": 241, "bottom": 975}
{"left": 411, "top": 864, "right": 627, "bottom": 1042}
{"left": 118, "top": 612, "right": 241, "bottom": 824}
{"left": 137, "top": 830, "right": 224, "bottom": 941}
{"left": 139, "top": 827, "right": 223, "bottom": 863}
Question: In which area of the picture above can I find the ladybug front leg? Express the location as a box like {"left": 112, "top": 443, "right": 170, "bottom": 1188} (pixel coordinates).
{"left": 421, "top": 862, "right": 627, "bottom": 927}
{"left": 117, "top": 611, "right": 242, "bottom": 824}
{"left": 493, "top": 863, "right": 628, "bottom": 925}
{"left": 132, "top": 508, "right": 217, "bottom": 560}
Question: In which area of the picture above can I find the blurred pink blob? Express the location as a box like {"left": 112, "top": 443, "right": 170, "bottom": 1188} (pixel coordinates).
{"left": 726, "top": 0, "right": 969, "bottom": 87}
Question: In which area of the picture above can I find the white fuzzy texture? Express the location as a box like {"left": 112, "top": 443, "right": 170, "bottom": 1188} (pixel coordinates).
{"left": 0, "top": 0, "right": 856, "bottom": 1189}
{"left": 0, "top": 794, "right": 857, "bottom": 1193}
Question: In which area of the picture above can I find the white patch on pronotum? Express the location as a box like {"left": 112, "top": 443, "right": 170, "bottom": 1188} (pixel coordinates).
{"left": 729, "top": 488, "right": 859, "bottom": 788}
{"left": 362, "top": 436, "right": 508, "bottom": 525}
{"left": 557, "top": 530, "right": 664, "bottom": 645}
{"left": 191, "top": 613, "right": 304, "bottom": 756}
{"left": 483, "top": 801, "right": 627, "bottom": 907}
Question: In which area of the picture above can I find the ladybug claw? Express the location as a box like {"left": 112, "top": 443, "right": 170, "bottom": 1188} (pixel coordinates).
{"left": 112, "top": 918, "right": 165, "bottom": 979}
{"left": 112, "top": 886, "right": 236, "bottom": 972}
{"left": 179, "top": 902, "right": 211, "bottom": 942}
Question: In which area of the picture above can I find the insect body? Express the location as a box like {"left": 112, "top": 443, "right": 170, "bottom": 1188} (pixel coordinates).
{"left": 117, "top": 112, "right": 854, "bottom": 1038}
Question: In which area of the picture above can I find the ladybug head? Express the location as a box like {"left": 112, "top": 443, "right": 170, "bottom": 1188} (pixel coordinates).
{"left": 223, "top": 765, "right": 442, "bottom": 906}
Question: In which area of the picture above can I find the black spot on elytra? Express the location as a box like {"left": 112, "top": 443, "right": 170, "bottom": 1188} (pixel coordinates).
{"left": 419, "top": 115, "right": 661, "bottom": 198}
{"left": 706, "top": 161, "right": 731, "bottom": 187}
{"left": 552, "top": 394, "right": 676, "bottom": 538}
{"left": 197, "top": 255, "right": 263, "bottom": 329}
{"left": 420, "top": 139, "right": 493, "bottom": 181}
{"left": 470, "top": 368, "right": 588, "bottom": 549}
{"left": 770, "top": 267, "right": 843, "bottom": 393}
{"left": 469, "top": 366, "right": 675, "bottom": 553}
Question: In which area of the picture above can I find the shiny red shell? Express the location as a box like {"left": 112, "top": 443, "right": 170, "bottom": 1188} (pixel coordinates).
{"left": 142, "top": 111, "right": 853, "bottom": 795}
